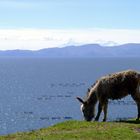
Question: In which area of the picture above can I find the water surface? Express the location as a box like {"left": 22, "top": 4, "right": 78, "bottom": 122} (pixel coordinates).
{"left": 0, "top": 57, "right": 139, "bottom": 135}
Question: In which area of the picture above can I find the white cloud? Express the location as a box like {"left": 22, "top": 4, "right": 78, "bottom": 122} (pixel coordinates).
{"left": 0, "top": 28, "right": 140, "bottom": 50}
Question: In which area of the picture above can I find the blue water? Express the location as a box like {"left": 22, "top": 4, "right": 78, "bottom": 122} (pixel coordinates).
{"left": 0, "top": 57, "right": 139, "bottom": 135}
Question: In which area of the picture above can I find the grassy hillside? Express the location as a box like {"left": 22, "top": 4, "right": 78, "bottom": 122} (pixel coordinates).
{"left": 0, "top": 120, "right": 140, "bottom": 140}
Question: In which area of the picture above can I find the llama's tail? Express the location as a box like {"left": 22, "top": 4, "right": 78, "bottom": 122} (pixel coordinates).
{"left": 137, "top": 73, "right": 140, "bottom": 93}
{"left": 138, "top": 73, "right": 140, "bottom": 80}
{"left": 138, "top": 81, "right": 140, "bottom": 94}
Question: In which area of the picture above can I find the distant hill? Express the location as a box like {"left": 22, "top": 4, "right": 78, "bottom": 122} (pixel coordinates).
{"left": 0, "top": 43, "right": 140, "bottom": 57}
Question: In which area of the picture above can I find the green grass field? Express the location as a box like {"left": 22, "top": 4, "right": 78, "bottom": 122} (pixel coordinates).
{"left": 0, "top": 120, "right": 140, "bottom": 140}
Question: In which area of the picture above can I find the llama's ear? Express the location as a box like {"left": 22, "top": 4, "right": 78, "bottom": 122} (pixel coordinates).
{"left": 76, "top": 97, "right": 85, "bottom": 104}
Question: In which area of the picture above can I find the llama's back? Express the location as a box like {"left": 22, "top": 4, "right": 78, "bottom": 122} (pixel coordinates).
{"left": 96, "top": 70, "right": 140, "bottom": 100}
{"left": 99, "top": 70, "right": 140, "bottom": 84}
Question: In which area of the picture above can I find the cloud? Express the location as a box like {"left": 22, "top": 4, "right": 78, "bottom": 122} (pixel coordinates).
{"left": 0, "top": 28, "right": 140, "bottom": 50}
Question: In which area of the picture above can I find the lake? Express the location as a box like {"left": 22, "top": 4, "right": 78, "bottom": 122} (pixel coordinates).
{"left": 0, "top": 57, "right": 139, "bottom": 135}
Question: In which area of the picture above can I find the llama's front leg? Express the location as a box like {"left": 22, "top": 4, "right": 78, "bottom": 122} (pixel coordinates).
{"left": 103, "top": 101, "right": 108, "bottom": 122}
{"left": 95, "top": 102, "right": 102, "bottom": 121}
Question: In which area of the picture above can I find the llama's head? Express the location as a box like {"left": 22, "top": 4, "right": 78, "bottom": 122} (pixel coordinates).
{"left": 76, "top": 97, "right": 95, "bottom": 121}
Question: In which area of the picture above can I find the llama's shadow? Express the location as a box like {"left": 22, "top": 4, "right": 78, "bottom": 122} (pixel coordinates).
{"left": 115, "top": 118, "right": 140, "bottom": 124}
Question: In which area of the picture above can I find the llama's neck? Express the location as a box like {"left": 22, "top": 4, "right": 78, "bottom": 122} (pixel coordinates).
{"left": 87, "top": 90, "right": 98, "bottom": 106}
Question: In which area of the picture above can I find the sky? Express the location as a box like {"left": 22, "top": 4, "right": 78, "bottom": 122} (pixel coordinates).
{"left": 0, "top": 0, "right": 140, "bottom": 50}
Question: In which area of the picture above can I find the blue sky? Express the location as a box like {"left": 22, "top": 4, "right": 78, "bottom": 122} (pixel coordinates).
{"left": 0, "top": 0, "right": 140, "bottom": 50}
{"left": 0, "top": 0, "right": 140, "bottom": 29}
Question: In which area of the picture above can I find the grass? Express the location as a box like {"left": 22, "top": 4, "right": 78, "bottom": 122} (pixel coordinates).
{"left": 0, "top": 120, "right": 140, "bottom": 140}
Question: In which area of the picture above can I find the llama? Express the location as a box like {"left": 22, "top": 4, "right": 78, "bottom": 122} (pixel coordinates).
{"left": 77, "top": 70, "right": 140, "bottom": 122}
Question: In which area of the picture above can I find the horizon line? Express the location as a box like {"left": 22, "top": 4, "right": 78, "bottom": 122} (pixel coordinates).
{"left": 0, "top": 42, "right": 139, "bottom": 51}
{"left": 0, "top": 28, "right": 140, "bottom": 50}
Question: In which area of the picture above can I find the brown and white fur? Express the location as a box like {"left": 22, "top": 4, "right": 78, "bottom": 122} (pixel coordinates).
{"left": 77, "top": 70, "right": 140, "bottom": 122}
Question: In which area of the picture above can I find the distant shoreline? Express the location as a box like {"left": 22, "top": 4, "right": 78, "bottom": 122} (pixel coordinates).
{"left": 0, "top": 43, "right": 139, "bottom": 57}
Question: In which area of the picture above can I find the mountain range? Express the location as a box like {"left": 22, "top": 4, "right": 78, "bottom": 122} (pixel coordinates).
{"left": 0, "top": 43, "right": 140, "bottom": 57}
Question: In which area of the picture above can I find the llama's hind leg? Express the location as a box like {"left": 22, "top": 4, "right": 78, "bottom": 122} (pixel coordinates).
{"left": 131, "top": 94, "right": 140, "bottom": 121}
{"left": 136, "top": 102, "right": 140, "bottom": 121}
